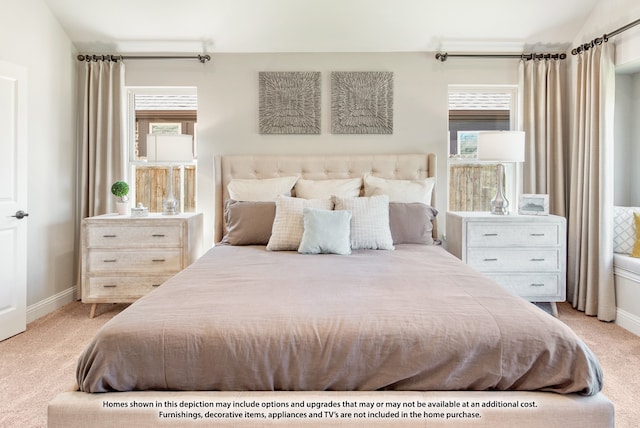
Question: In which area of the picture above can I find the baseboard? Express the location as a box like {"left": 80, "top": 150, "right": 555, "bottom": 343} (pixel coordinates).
{"left": 27, "top": 286, "right": 77, "bottom": 323}
{"left": 615, "top": 307, "right": 640, "bottom": 337}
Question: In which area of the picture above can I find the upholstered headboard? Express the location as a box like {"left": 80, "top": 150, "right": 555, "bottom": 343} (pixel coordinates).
{"left": 213, "top": 154, "right": 437, "bottom": 243}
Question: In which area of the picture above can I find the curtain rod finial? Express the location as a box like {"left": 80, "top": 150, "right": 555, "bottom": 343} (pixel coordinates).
{"left": 435, "top": 52, "right": 448, "bottom": 62}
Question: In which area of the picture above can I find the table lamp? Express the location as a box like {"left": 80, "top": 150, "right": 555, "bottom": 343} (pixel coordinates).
{"left": 146, "top": 134, "right": 194, "bottom": 215}
{"left": 476, "top": 131, "right": 525, "bottom": 215}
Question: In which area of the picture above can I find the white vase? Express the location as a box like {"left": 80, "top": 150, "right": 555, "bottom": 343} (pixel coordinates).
{"left": 116, "top": 201, "right": 129, "bottom": 215}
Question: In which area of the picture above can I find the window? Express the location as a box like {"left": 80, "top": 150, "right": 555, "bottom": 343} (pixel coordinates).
{"left": 126, "top": 87, "right": 197, "bottom": 213}
{"left": 447, "top": 86, "right": 519, "bottom": 211}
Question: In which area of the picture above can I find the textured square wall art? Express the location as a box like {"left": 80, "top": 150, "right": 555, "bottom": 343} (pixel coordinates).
{"left": 259, "top": 71, "right": 321, "bottom": 134}
{"left": 331, "top": 71, "right": 393, "bottom": 134}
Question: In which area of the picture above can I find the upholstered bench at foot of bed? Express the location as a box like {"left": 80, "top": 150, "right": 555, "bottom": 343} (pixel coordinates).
{"left": 48, "top": 390, "right": 614, "bottom": 428}
{"left": 613, "top": 253, "right": 640, "bottom": 335}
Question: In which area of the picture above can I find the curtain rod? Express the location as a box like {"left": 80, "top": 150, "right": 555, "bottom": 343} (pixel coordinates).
{"left": 572, "top": 17, "right": 640, "bottom": 55}
{"left": 435, "top": 52, "right": 567, "bottom": 62}
{"left": 77, "top": 54, "right": 211, "bottom": 63}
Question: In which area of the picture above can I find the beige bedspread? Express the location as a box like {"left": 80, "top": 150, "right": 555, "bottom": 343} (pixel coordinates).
{"left": 77, "top": 245, "right": 602, "bottom": 395}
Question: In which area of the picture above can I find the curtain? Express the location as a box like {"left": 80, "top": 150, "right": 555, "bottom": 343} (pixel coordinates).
{"left": 519, "top": 58, "right": 566, "bottom": 216}
{"left": 567, "top": 42, "right": 616, "bottom": 321}
{"left": 75, "top": 59, "right": 125, "bottom": 300}
{"left": 76, "top": 59, "right": 125, "bottom": 218}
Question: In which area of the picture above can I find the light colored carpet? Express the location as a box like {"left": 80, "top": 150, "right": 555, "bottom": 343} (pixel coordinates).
{"left": 0, "top": 302, "right": 127, "bottom": 428}
{"left": 0, "top": 301, "right": 638, "bottom": 427}
{"left": 556, "top": 302, "right": 640, "bottom": 427}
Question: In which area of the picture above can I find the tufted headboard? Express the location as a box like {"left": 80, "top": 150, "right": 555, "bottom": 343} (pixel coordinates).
{"left": 213, "top": 154, "right": 437, "bottom": 243}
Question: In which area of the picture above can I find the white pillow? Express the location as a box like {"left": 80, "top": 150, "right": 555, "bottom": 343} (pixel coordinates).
{"left": 266, "top": 196, "right": 333, "bottom": 251}
{"left": 614, "top": 206, "right": 640, "bottom": 254}
{"left": 295, "top": 177, "right": 362, "bottom": 199}
{"left": 333, "top": 195, "right": 394, "bottom": 250}
{"left": 298, "top": 208, "right": 352, "bottom": 255}
{"left": 227, "top": 176, "right": 299, "bottom": 202}
{"left": 363, "top": 173, "right": 435, "bottom": 205}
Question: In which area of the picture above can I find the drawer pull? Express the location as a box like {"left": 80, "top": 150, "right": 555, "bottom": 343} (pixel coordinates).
{"left": 530, "top": 258, "right": 546, "bottom": 262}
{"left": 152, "top": 259, "right": 166, "bottom": 262}
{"left": 483, "top": 258, "right": 498, "bottom": 262}
{"left": 103, "top": 284, "right": 117, "bottom": 288}
{"left": 152, "top": 284, "right": 161, "bottom": 287}
{"left": 483, "top": 233, "right": 498, "bottom": 237}
{"left": 530, "top": 233, "right": 545, "bottom": 237}
{"left": 103, "top": 234, "right": 117, "bottom": 238}
{"left": 530, "top": 283, "right": 545, "bottom": 287}
{"left": 103, "top": 259, "right": 117, "bottom": 263}
{"left": 152, "top": 234, "right": 166, "bottom": 238}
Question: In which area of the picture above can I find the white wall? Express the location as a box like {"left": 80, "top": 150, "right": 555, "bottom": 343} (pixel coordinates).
{"left": 614, "top": 73, "right": 633, "bottom": 205}
{"left": 0, "top": 0, "right": 77, "bottom": 315}
{"left": 633, "top": 76, "right": 640, "bottom": 205}
{"left": 614, "top": 72, "right": 640, "bottom": 206}
{"left": 126, "top": 53, "right": 519, "bottom": 247}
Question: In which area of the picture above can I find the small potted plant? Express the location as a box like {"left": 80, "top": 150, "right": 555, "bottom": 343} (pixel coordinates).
{"left": 111, "top": 181, "right": 130, "bottom": 215}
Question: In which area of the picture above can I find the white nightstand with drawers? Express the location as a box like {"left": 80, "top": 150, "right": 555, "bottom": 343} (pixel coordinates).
{"left": 446, "top": 211, "right": 566, "bottom": 316}
{"left": 80, "top": 213, "right": 203, "bottom": 318}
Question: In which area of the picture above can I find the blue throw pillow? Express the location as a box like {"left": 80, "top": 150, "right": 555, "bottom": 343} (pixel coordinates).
{"left": 298, "top": 208, "right": 352, "bottom": 255}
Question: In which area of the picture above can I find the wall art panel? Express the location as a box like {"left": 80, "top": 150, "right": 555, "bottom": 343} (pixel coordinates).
{"left": 259, "top": 71, "right": 320, "bottom": 134}
{"left": 331, "top": 71, "right": 393, "bottom": 134}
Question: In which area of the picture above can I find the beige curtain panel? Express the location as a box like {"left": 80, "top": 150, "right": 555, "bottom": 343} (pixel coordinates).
{"left": 76, "top": 60, "right": 125, "bottom": 219}
{"left": 567, "top": 42, "right": 616, "bottom": 321}
{"left": 75, "top": 60, "right": 125, "bottom": 300}
{"left": 519, "top": 58, "right": 566, "bottom": 216}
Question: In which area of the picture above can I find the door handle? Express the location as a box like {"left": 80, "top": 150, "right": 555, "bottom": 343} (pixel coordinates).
{"left": 11, "top": 210, "right": 29, "bottom": 220}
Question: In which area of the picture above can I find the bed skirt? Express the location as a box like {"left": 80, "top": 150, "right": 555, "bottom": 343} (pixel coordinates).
{"left": 48, "top": 390, "right": 614, "bottom": 427}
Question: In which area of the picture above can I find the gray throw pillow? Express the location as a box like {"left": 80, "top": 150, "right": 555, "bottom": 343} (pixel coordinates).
{"left": 389, "top": 202, "right": 438, "bottom": 245}
{"left": 219, "top": 200, "right": 276, "bottom": 245}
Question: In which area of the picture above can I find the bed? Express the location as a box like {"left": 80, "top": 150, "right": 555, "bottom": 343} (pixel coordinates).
{"left": 48, "top": 154, "right": 614, "bottom": 427}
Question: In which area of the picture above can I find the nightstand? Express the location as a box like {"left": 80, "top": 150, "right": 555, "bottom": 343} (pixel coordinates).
{"left": 80, "top": 213, "right": 204, "bottom": 318}
{"left": 446, "top": 211, "right": 566, "bottom": 316}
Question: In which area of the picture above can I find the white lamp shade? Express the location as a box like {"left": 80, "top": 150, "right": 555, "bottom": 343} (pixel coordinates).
{"left": 476, "top": 131, "right": 525, "bottom": 162}
{"left": 147, "top": 134, "right": 194, "bottom": 162}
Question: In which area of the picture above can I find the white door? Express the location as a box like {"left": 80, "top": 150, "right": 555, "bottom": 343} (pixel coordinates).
{"left": 0, "top": 61, "right": 28, "bottom": 341}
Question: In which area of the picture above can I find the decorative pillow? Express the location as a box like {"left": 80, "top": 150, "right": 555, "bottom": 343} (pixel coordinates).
{"left": 266, "top": 196, "right": 333, "bottom": 251}
{"left": 218, "top": 200, "right": 275, "bottom": 245}
{"left": 633, "top": 213, "right": 640, "bottom": 258}
{"left": 389, "top": 202, "right": 438, "bottom": 245}
{"left": 333, "top": 195, "right": 394, "bottom": 250}
{"left": 363, "top": 173, "right": 435, "bottom": 205}
{"left": 298, "top": 208, "right": 352, "bottom": 255}
{"left": 227, "top": 176, "right": 299, "bottom": 202}
{"left": 294, "top": 178, "right": 362, "bottom": 199}
{"left": 613, "top": 206, "right": 640, "bottom": 254}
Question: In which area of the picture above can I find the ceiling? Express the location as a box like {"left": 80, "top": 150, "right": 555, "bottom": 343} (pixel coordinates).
{"left": 44, "top": 0, "right": 599, "bottom": 54}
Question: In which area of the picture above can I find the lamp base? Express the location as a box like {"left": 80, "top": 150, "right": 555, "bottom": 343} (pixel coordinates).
{"left": 490, "top": 162, "right": 510, "bottom": 215}
{"left": 162, "top": 166, "right": 180, "bottom": 216}
{"left": 490, "top": 201, "right": 510, "bottom": 215}
{"left": 162, "top": 204, "right": 179, "bottom": 216}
